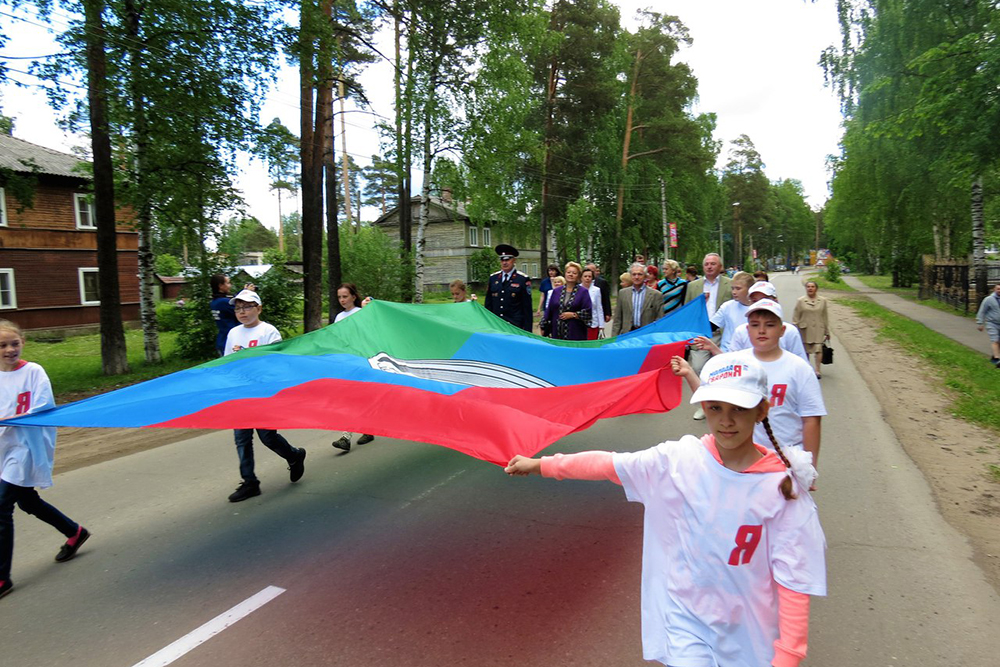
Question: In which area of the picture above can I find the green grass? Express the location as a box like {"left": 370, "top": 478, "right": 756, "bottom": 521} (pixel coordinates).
{"left": 854, "top": 274, "right": 977, "bottom": 319}
{"left": 806, "top": 275, "right": 856, "bottom": 292}
{"left": 840, "top": 295, "right": 1000, "bottom": 433}
{"left": 989, "top": 464, "right": 1000, "bottom": 482}
{"left": 25, "top": 329, "right": 196, "bottom": 399}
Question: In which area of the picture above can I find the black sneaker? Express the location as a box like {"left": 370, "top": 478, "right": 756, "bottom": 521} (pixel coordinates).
{"left": 0, "top": 579, "right": 12, "bottom": 600}
{"left": 55, "top": 527, "right": 90, "bottom": 563}
{"left": 228, "top": 481, "right": 261, "bottom": 503}
{"left": 332, "top": 436, "right": 351, "bottom": 452}
{"left": 288, "top": 448, "right": 306, "bottom": 483}
{"left": 357, "top": 434, "right": 375, "bottom": 445}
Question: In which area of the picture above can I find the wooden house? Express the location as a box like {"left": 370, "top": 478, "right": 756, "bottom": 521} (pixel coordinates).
{"left": 372, "top": 194, "right": 545, "bottom": 291}
{"left": 0, "top": 134, "right": 140, "bottom": 331}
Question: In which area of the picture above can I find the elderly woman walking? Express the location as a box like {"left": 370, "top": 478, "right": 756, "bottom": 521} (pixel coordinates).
{"left": 793, "top": 280, "right": 830, "bottom": 378}
{"left": 976, "top": 283, "right": 1000, "bottom": 367}
{"left": 541, "top": 261, "right": 592, "bottom": 341}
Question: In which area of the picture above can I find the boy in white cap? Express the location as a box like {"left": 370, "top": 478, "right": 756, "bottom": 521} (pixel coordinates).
{"left": 723, "top": 282, "right": 807, "bottom": 361}
{"left": 224, "top": 289, "right": 306, "bottom": 502}
{"left": 686, "top": 299, "right": 826, "bottom": 475}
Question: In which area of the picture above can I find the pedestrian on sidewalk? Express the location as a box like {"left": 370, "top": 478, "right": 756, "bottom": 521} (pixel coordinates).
{"left": 505, "top": 354, "right": 826, "bottom": 667}
{"left": 793, "top": 281, "right": 831, "bottom": 378}
{"left": 331, "top": 284, "right": 375, "bottom": 452}
{"left": 0, "top": 319, "right": 90, "bottom": 600}
{"left": 975, "top": 284, "right": 1000, "bottom": 367}
{"left": 224, "top": 290, "right": 306, "bottom": 502}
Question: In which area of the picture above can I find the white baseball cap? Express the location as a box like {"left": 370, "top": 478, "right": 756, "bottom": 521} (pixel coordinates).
{"left": 690, "top": 354, "right": 769, "bottom": 408}
{"left": 745, "top": 298, "right": 783, "bottom": 320}
{"left": 748, "top": 281, "right": 777, "bottom": 298}
{"left": 229, "top": 289, "right": 262, "bottom": 306}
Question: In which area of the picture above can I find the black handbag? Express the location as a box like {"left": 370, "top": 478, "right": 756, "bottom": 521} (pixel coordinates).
{"left": 821, "top": 343, "right": 834, "bottom": 365}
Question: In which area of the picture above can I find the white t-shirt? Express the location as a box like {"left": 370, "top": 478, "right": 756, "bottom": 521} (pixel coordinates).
{"left": 586, "top": 284, "right": 604, "bottom": 328}
{"left": 729, "top": 321, "right": 808, "bottom": 361}
{"left": 710, "top": 299, "right": 749, "bottom": 352}
{"left": 335, "top": 306, "right": 361, "bottom": 323}
{"left": 224, "top": 321, "right": 282, "bottom": 356}
{"left": 730, "top": 349, "right": 826, "bottom": 450}
{"left": 0, "top": 361, "right": 58, "bottom": 488}
{"left": 613, "top": 435, "right": 827, "bottom": 667}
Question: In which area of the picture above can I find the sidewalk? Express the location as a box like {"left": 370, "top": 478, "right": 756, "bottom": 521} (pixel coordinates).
{"left": 841, "top": 275, "right": 990, "bottom": 356}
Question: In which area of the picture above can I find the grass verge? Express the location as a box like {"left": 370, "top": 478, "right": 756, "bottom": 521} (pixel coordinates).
{"left": 839, "top": 295, "right": 1000, "bottom": 433}
{"left": 27, "top": 329, "right": 196, "bottom": 400}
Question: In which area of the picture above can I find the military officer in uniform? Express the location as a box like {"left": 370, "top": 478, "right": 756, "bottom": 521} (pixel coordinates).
{"left": 485, "top": 244, "right": 533, "bottom": 331}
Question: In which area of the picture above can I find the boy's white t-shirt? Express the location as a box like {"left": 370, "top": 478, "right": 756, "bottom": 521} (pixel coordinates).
{"left": 613, "top": 435, "right": 827, "bottom": 667}
{"left": 710, "top": 299, "right": 749, "bottom": 352}
{"left": 0, "top": 361, "right": 58, "bottom": 488}
{"left": 224, "top": 322, "right": 282, "bottom": 356}
{"left": 334, "top": 306, "right": 361, "bottom": 323}
{"left": 729, "top": 321, "right": 808, "bottom": 361}
{"left": 730, "top": 349, "right": 826, "bottom": 450}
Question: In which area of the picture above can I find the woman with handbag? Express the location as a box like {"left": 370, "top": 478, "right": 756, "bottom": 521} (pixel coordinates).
{"left": 793, "top": 280, "right": 830, "bottom": 379}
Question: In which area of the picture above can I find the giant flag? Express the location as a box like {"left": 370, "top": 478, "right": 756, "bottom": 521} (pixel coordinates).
{"left": 10, "top": 299, "right": 710, "bottom": 465}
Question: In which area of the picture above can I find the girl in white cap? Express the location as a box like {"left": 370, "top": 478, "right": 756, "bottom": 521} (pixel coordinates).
{"left": 505, "top": 354, "right": 826, "bottom": 667}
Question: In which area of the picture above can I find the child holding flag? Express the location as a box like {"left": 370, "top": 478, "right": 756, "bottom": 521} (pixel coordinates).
{"left": 225, "top": 290, "right": 307, "bottom": 502}
{"left": 0, "top": 320, "right": 89, "bottom": 600}
{"left": 505, "top": 354, "right": 826, "bottom": 667}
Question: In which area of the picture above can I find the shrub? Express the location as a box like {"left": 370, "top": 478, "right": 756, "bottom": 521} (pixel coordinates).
{"left": 154, "top": 253, "right": 184, "bottom": 276}
{"left": 155, "top": 301, "right": 185, "bottom": 332}
{"left": 339, "top": 226, "right": 411, "bottom": 301}
{"left": 825, "top": 258, "right": 842, "bottom": 283}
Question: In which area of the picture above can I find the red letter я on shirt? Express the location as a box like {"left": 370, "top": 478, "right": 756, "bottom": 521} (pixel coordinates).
{"left": 248, "top": 340, "right": 258, "bottom": 347}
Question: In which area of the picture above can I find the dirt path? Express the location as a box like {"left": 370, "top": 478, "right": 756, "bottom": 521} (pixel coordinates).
{"left": 828, "top": 298, "right": 1000, "bottom": 590}
{"left": 51, "top": 297, "right": 1000, "bottom": 589}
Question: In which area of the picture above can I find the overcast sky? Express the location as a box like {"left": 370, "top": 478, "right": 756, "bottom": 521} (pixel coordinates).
{"left": 1, "top": 0, "right": 844, "bottom": 233}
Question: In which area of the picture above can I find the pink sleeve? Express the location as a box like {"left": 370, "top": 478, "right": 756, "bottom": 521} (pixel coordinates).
{"left": 772, "top": 583, "right": 810, "bottom": 667}
{"left": 539, "top": 452, "right": 621, "bottom": 485}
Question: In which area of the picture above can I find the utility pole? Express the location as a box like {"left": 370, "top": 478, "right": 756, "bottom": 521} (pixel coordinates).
{"left": 338, "top": 77, "right": 353, "bottom": 230}
{"left": 660, "top": 177, "right": 668, "bottom": 261}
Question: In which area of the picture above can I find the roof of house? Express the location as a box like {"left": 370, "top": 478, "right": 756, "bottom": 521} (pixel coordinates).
{"left": 0, "top": 134, "right": 90, "bottom": 180}
{"left": 372, "top": 195, "right": 470, "bottom": 226}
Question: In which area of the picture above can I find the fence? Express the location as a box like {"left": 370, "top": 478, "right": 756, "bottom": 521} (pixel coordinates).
{"left": 920, "top": 256, "right": 1000, "bottom": 312}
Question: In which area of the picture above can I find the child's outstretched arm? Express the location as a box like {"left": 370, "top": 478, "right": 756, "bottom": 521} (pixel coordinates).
{"left": 692, "top": 335, "right": 722, "bottom": 356}
{"left": 670, "top": 355, "right": 700, "bottom": 394}
{"left": 506, "top": 452, "right": 621, "bottom": 484}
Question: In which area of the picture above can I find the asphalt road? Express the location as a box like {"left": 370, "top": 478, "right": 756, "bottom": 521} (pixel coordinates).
{"left": 2, "top": 272, "right": 998, "bottom": 666}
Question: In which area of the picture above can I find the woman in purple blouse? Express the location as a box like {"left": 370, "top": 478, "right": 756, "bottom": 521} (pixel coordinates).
{"left": 541, "top": 261, "right": 592, "bottom": 341}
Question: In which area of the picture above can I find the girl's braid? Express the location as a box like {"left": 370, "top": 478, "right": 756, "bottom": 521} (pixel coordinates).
{"left": 761, "top": 416, "right": 797, "bottom": 501}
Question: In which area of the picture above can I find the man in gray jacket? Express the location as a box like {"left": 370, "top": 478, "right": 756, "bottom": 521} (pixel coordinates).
{"left": 612, "top": 263, "right": 664, "bottom": 336}
{"left": 976, "top": 283, "right": 1000, "bottom": 366}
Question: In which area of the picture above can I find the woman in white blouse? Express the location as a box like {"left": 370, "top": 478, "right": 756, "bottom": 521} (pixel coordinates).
{"left": 581, "top": 267, "right": 605, "bottom": 340}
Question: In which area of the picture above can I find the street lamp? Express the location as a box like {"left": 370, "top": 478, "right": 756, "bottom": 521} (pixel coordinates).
{"left": 732, "top": 202, "right": 741, "bottom": 269}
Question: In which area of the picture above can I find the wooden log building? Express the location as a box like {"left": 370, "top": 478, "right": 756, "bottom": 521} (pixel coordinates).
{"left": 0, "top": 134, "right": 139, "bottom": 331}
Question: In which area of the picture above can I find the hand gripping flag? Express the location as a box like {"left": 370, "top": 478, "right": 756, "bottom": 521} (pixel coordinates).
{"left": 10, "top": 299, "right": 710, "bottom": 465}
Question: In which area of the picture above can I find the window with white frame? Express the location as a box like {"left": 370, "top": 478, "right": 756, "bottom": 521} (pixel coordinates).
{"left": 79, "top": 268, "right": 100, "bottom": 305}
{"left": 0, "top": 269, "right": 16, "bottom": 309}
{"left": 0, "top": 187, "right": 7, "bottom": 227}
{"left": 532, "top": 263, "right": 538, "bottom": 277}
{"left": 74, "top": 193, "right": 96, "bottom": 229}
{"left": 482, "top": 226, "right": 491, "bottom": 247}
{"left": 469, "top": 225, "right": 479, "bottom": 247}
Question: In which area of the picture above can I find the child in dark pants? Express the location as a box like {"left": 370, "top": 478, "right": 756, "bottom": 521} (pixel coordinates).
{"left": 224, "top": 290, "right": 306, "bottom": 502}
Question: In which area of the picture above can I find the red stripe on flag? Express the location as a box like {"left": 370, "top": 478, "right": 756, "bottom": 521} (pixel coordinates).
{"left": 150, "top": 367, "right": 682, "bottom": 465}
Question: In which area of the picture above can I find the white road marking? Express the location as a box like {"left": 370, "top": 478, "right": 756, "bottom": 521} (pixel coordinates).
{"left": 131, "top": 585, "right": 286, "bottom": 667}
{"left": 399, "top": 470, "right": 466, "bottom": 510}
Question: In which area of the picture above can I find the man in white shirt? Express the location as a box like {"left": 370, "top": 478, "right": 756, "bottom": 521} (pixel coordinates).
{"left": 683, "top": 253, "right": 732, "bottom": 419}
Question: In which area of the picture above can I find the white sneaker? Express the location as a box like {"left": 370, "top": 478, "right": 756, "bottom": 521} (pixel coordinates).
{"left": 693, "top": 407, "right": 706, "bottom": 420}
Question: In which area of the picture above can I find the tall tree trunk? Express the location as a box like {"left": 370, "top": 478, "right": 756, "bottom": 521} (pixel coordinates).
{"left": 611, "top": 49, "right": 643, "bottom": 282}
{"left": 971, "top": 175, "right": 986, "bottom": 304}
{"left": 125, "top": 0, "right": 160, "bottom": 364}
{"left": 84, "top": 0, "right": 129, "bottom": 375}
{"left": 325, "top": 93, "right": 341, "bottom": 323}
{"left": 540, "top": 58, "right": 558, "bottom": 273}
{"left": 394, "top": 5, "right": 413, "bottom": 301}
{"left": 337, "top": 76, "right": 354, "bottom": 231}
{"left": 414, "top": 88, "right": 435, "bottom": 304}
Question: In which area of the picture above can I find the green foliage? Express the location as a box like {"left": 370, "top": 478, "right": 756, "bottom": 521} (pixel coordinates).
{"left": 252, "top": 263, "right": 300, "bottom": 338}
{"left": 216, "top": 217, "right": 279, "bottom": 260}
{"left": 467, "top": 247, "right": 496, "bottom": 285}
{"left": 155, "top": 300, "right": 186, "bottom": 332}
{"left": 339, "top": 226, "right": 411, "bottom": 301}
{"left": 824, "top": 258, "right": 842, "bottom": 283}
{"left": 175, "top": 273, "right": 222, "bottom": 361}
{"left": 154, "top": 253, "right": 183, "bottom": 276}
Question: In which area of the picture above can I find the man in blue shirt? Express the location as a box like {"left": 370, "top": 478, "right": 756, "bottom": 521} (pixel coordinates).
{"left": 210, "top": 274, "right": 239, "bottom": 356}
